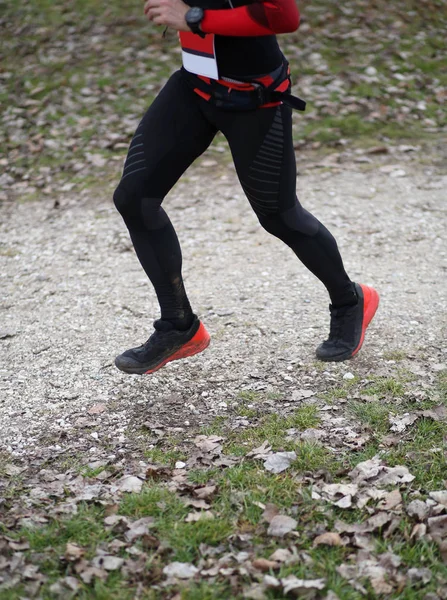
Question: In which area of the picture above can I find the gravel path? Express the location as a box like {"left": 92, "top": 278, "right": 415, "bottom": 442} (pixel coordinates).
{"left": 1, "top": 147, "right": 446, "bottom": 466}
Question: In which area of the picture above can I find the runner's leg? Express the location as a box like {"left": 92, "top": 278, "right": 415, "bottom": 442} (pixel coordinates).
{"left": 219, "top": 103, "right": 356, "bottom": 307}
{"left": 113, "top": 71, "right": 217, "bottom": 328}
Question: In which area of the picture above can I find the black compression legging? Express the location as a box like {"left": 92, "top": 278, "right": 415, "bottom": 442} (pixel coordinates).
{"left": 113, "top": 69, "right": 355, "bottom": 329}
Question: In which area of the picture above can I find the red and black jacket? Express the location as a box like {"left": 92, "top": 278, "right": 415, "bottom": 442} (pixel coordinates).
{"left": 185, "top": 0, "right": 300, "bottom": 78}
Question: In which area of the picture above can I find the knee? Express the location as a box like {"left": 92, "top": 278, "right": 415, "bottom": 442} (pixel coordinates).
{"left": 113, "top": 183, "right": 131, "bottom": 217}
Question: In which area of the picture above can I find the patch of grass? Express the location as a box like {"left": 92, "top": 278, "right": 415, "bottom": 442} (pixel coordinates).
{"left": 179, "top": 582, "right": 237, "bottom": 600}
{"left": 236, "top": 406, "right": 258, "bottom": 418}
{"left": 187, "top": 468, "right": 220, "bottom": 485}
{"left": 165, "top": 518, "right": 234, "bottom": 562}
{"left": 275, "top": 545, "right": 362, "bottom": 599}
{"left": 119, "top": 485, "right": 188, "bottom": 520}
{"left": 292, "top": 442, "right": 340, "bottom": 474}
{"left": 79, "top": 464, "right": 106, "bottom": 478}
{"left": 237, "top": 390, "right": 264, "bottom": 403}
{"left": 385, "top": 418, "right": 447, "bottom": 489}
{"left": 362, "top": 376, "right": 405, "bottom": 398}
{"left": 288, "top": 405, "right": 321, "bottom": 430}
{"left": 348, "top": 400, "right": 391, "bottom": 434}
{"left": 227, "top": 407, "right": 321, "bottom": 453}
{"left": 144, "top": 447, "right": 186, "bottom": 466}
{"left": 200, "top": 416, "right": 228, "bottom": 436}
{"left": 119, "top": 483, "right": 235, "bottom": 562}
{"left": 76, "top": 573, "right": 138, "bottom": 600}
{"left": 20, "top": 505, "right": 110, "bottom": 555}
{"left": 321, "top": 384, "right": 353, "bottom": 403}
{"left": 266, "top": 391, "right": 284, "bottom": 401}
{"left": 383, "top": 350, "right": 408, "bottom": 362}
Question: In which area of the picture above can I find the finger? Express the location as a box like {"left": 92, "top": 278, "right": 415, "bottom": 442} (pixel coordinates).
{"left": 144, "top": 0, "right": 159, "bottom": 14}
{"left": 153, "top": 14, "right": 168, "bottom": 25}
{"left": 146, "top": 7, "right": 163, "bottom": 20}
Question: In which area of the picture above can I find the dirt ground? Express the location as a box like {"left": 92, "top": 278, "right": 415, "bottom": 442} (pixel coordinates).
{"left": 1, "top": 144, "right": 446, "bottom": 468}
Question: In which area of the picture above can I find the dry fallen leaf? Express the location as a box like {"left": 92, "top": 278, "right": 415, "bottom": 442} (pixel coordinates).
{"left": 281, "top": 575, "right": 326, "bottom": 597}
{"left": 406, "top": 499, "right": 429, "bottom": 521}
{"left": 267, "top": 515, "right": 297, "bottom": 537}
{"left": 378, "top": 490, "right": 402, "bottom": 511}
{"left": 349, "top": 458, "right": 414, "bottom": 487}
{"left": 252, "top": 558, "right": 280, "bottom": 572}
{"left": 79, "top": 566, "right": 108, "bottom": 584}
{"left": 264, "top": 451, "right": 297, "bottom": 474}
{"left": 183, "top": 498, "right": 211, "bottom": 510}
{"left": 243, "top": 583, "right": 268, "bottom": 600}
{"left": 389, "top": 413, "right": 418, "bottom": 432}
{"left": 410, "top": 523, "right": 427, "bottom": 540}
{"left": 261, "top": 503, "right": 280, "bottom": 524}
{"left": 247, "top": 441, "right": 272, "bottom": 459}
{"left": 194, "top": 485, "right": 216, "bottom": 500}
{"left": 124, "top": 517, "right": 155, "bottom": 543}
{"left": 429, "top": 491, "right": 447, "bottom": 507}
{"left": 92, "top": 555, "right": 124, "bottom": 571}
{"left": 269, "top": 548, "right": 293, "bottom": 563}
{"left": 185, "top": 511, "right": 215, "bottom": 522}
{"left": 193, "top": 435, "right": 223, "bottom": 453}
{"left": 428, "top": 515, "right": 447, "bottom": 540}
{"left": 313, "top": 532, "right": 342, "bottom": 547}
{"left": 407, "top": 567, "right": 432, "bottom": 584}
{"left": 116, "top": 475, "right": 143, "bottom": 493}
{"left": 163, "top": 562, "right": 199, "bottom": 579}
{"left": 64, "top": 543, "right": 85, "bottom": 561}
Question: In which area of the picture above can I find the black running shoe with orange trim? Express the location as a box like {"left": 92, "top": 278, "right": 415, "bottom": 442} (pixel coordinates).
{"left": 115, "top": 315, "right": 210, "bottom": 375}
{"left": 316, "top": 283, "right": 379, "bottom": 362}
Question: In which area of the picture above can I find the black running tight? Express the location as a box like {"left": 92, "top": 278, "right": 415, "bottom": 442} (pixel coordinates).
{"left": 113, "top": 69, "right": 355, "bottom": 328}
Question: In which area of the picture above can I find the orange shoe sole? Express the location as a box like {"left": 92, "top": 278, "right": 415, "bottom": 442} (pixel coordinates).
{"left": 144, "top": 321, "right": 210, "bottom": 374}
{"left": 351, "top": 284, "right": 380, "bottom": 357}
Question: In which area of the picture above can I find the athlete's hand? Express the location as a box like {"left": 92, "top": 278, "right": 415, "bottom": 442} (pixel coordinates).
{"left": 144, "top": 0, "right": 190, "bottom": 32}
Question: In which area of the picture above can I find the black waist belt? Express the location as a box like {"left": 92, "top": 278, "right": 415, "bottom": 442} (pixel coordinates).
{"left": 182, "top": 63, "right": 306, "bottom": 113}
{"left": 211, "top": 83, "right": 306, "bottom": 112}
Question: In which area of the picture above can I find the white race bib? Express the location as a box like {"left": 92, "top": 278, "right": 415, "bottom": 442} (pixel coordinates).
{"left": 179, "top": 31, "right": 219, "bottom": 80}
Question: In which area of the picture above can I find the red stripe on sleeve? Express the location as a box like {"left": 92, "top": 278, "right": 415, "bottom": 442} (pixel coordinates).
{"left": 201, "top": 0, "right": 300, "bottom": 37}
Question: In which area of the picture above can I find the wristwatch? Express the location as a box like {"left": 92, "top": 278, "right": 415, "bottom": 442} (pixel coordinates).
{"left": 185, "top": 7, "right": 206, "bottom": 38}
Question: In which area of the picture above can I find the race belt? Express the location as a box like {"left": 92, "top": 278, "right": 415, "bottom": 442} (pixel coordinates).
{"left": 183, "top": 60, "right": 306, "bottom": 112}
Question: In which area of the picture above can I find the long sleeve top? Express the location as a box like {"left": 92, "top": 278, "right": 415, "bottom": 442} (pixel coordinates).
{"left": 186, "top": 0, "right": 300, "bottom": 77}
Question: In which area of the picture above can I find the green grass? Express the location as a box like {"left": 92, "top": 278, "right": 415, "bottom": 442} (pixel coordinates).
{"left": 20, "top": 505, "right": 111, "bottom": 555}
{"left": 383, "top": 350, "right": 408, "bottom": 362}
{"left": 144, "top": 447, "right": 186, "bottom": 466}
{"left": 348, "top": 400, "right": 391, "bottom": 434}
{"left": 223, "top": 406, "right": 322, "bottom": 454}
{"left": 119, "top": 486, "right": 188, "bottom": 520}
{"left": 385, "top": 418, "right": 447, "bottom": 489}
{"left": 362, "top": 376, "right": 406, "bottom": 398}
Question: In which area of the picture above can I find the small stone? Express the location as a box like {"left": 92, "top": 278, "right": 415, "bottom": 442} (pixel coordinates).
{"left": 343, "top": 372, "right": 355, "bottom": 380}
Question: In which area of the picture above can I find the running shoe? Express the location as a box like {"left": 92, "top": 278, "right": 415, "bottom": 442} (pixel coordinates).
{"left": 316, "top": 283, "right": 379, "bottom": 362}
{"left": 115, "top": 315, "right": 210, "bottom": 374}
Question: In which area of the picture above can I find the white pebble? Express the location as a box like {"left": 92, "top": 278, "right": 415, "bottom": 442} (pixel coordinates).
{"left": 343, "top": 372, "right": 355, "bottom": 380}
